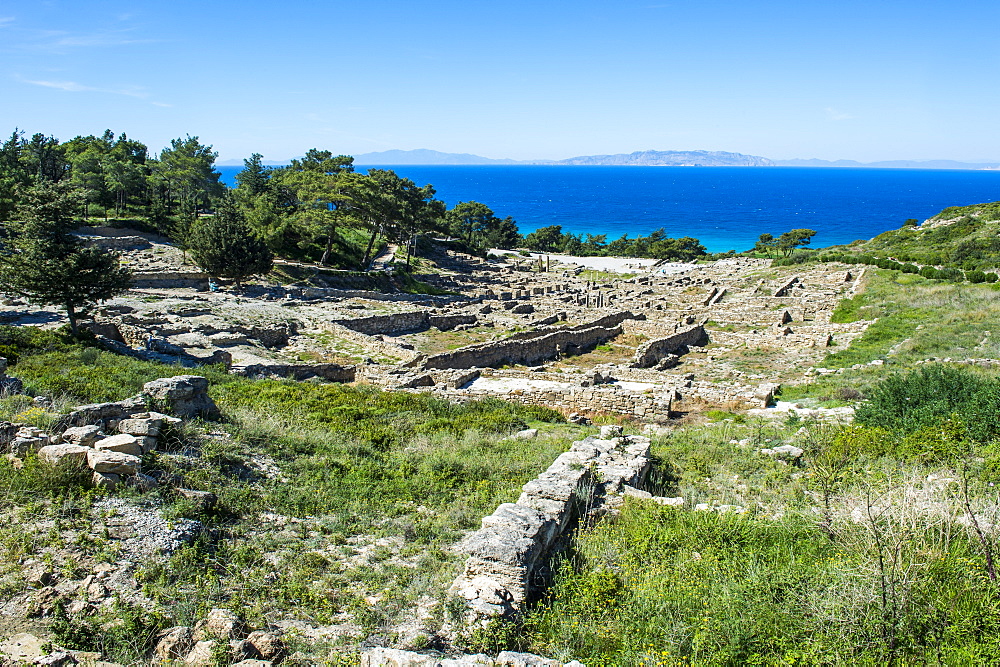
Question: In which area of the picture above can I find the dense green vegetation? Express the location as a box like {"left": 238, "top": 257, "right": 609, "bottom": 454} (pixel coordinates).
{"left": 523, "top": 369, "right": 1000, "bottom": 664}
{"left": 522, "top": 225, "right": 709, "bottom": 261}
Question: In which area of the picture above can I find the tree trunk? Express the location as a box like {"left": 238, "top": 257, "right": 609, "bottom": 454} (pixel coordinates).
{"left": 360, "top": 224, "right": 380, "bottom": 270}
{"left": 320, "top": 232, "right": 334, "bottom": 266}
{"left": 66, "top": 303, "right": 78, "bottom": 336}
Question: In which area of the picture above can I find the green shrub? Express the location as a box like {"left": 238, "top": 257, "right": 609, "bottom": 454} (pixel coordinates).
{"left": 920, "top": 266, "right": 939, "bottom": 280}
{"left": 967, "top": 270, "right": 987, "bottom": 284}
{"left": 855, "top": 365, "right": 1000, "bottom": 443}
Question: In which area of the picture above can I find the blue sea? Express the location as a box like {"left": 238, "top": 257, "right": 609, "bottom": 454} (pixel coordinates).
{"left": 216, "top": 166, "right": 1000, "bottom": 253}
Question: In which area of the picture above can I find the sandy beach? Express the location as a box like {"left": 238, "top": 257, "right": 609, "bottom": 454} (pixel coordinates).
{"left": 489, "top": 249, "right": 693, "bottom": 274}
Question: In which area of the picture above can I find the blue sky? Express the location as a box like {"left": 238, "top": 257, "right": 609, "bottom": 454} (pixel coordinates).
{"left": 2, "top": 0, "right": 998, "bottom": 163}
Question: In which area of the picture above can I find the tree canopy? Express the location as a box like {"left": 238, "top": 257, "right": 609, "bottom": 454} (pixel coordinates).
{"left": 0, "top": 181, "right": 132, "bottom": 333}
{"left": 188, "top": 193, "right": 273, "bottom": 288}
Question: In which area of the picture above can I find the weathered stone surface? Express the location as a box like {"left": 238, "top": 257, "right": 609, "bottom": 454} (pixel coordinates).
{"left": 86, "top": 450, "right": 140, "bottom": 476}
{"left": 60, "top": 425, "right": 103, "bottom": 447}
{"left": 94, "top": 434, "right": 143, "bottom": 457}
{"left": 245, "top": 631, "right": 285, "bottom": 663}
{"left": 37, "top": 444, "right": 90, "bottom": 466}
{"left": 192, "top": 608, "right": 245, "bottom": 641}
{"left": 92, "top": 471, "right": 121, "bottom": 490}
{"left": 631, "top": 325, "right": 708, "bottom": 368}
{"left": 451, "top": 432, "right": 651, "bottom": 629}
{"left": 154, "top": 626, "right": 194, "bottom": 661}
{"left": 142, "top": 375, "right": 219, "bottom": 419}
{"left": 177, "top": 488, "right": 218, "bottom": 512}
{"left": 183, "top": 640, "right": 217, "bottom": 666}
{"left": 117, "top": 417, "right": 162, "bottom": 437}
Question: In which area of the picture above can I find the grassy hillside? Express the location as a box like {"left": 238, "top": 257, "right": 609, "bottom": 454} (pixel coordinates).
{"left": 0, "top": 327, "right": 578, "bottom": 662}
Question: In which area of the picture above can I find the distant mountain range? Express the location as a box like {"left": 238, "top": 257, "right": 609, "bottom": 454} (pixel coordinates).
{"left": 352, "top": 149, "right": 519, "bottom": 165}
{"left": 550, "top": 150, "right": 774, "bottom": 166}
{"left": 220, "top": 150, "right": 1000, "bottom": 170}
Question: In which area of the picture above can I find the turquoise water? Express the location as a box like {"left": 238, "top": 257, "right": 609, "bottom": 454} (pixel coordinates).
{"left": 216, "top": 165, "right": 1000, "bottom": 253}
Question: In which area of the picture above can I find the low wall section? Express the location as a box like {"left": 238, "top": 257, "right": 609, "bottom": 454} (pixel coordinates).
{"left": 422, "top": 311, "right": 642, "bottom": 370}
{"left": 631, "top": 324, "right": 708, "bottom": 368}
{"left": 448, "top": 431, "right": 652, "bottom": 628}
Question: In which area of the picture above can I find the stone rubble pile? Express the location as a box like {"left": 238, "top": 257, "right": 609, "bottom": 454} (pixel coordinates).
{"left": 4, "top": 375, "right": 218, "bottom": 493}
{"left": 152, "top": 608, "right": 287, "bottom": 666}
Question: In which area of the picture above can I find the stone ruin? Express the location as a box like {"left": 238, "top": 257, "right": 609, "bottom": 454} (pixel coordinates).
{"left": 447, "top": 425, "right": 655, "bottom": 629}
{"left": 2, "top": 226, "right": 873, "bottom": 423}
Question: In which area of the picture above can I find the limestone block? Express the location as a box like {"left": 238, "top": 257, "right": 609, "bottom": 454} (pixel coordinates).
{"left": 117, "top": 417, "right": 162, "bottom": 437}
{"left": 92, "top": 471, "right": 121, "bottom": 490}
{"left": 94, "top": 434, "right": 143, "bottom": 457}
{"left": 37, "top": 444, "right": 90, "bottom": 466}
{"left": 87, "top": 450, "right": 140, "bottom": 476}
{"left": 183, "top": 640, "right": 217, "bottom": 666}
{"left": 245, "top": 630, "right": 286, "bottom": 662}
{"left": 142, "top": 375, "right": 219, "bottom": 419}
{"left": 60, "top": 425, "right": 103, "bottom": 447}
{"left": 177, "top": 488, "right": 218, "bottom": 512}
{"left": 193, "top": 608, "right": 246, "bottom": 641}
{"left": 600, "top": 424, "right": 623, "bottom": 439}
{"left": 154, "top": 626, "right": 194, "bottom": 661}
{"left": 9, "top": 435, "right": 48, "bottom": 457}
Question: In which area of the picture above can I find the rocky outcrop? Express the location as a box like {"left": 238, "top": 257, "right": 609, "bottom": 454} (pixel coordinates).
{"left": 142, "top": 375, "right": 219, "bottom": 419}
{"left": 448, "top": 430, "right": 651, "bottom": 628}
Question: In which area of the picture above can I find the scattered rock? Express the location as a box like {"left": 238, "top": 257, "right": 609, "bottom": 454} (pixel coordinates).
{"left": 176, "top": 488, "right": 218, "bottom": 512}
{"left": 193, "top": 608, "right": 246, "bottom": 641}
{"left": 142, "top": 375, "right": 219, "bottom": 419}
{"left": 60, "top": 425, "right": 103, "bottom": 447}
{"left": 94, "top": 434, "right": 144, "bottom": 457}
{"left": 87, "top": 450, "right": 141, "bottom": 476}
{"left": 37, "top": 444, "right": 91, "bottom": 466}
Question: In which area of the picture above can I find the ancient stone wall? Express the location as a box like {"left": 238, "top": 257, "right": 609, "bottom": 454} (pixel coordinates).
{"left": 331, "top": 311, "right": 429, "bottom": 335}
{"left": 427, "top": 313, "right": 478, "bottom": 331}
{"left": 448, "top": 430, "right": 652, "bottom": 628}
{"left": 440, "top": 383, "right": 675, "bottom": 421}
{"left": 631, "top": 325, "right": 708, "bottom": 368}
{"left": 131, "top": 271, "right": 209, "bottom": 288}
{"left": 229, "top": 363, "right": 356, "bottom": 382}
{"left": 423, "top": 324, "right": 622, "bottom": 370}
{"left": 422, "top": 311, "right": 641, "bottom": 370}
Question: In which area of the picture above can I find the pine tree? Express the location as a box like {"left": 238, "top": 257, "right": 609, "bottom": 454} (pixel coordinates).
{"left": 188, "top": 193, "right": 273, "bottom": 289}
{"left": 0, "top": 181, "right": 132, "bottom": 334}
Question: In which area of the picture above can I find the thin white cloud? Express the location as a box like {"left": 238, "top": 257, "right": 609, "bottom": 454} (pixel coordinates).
{"left": 825, "top": 107, "right": 854, "bottom": 121}
{"left": 0, "top": 16, "right": 15, "bottom": 27}
{"left": 51, "top": 32, "right": 152, "bottom": 48}
{"left": 19, "top": 77, "right": 151, "bottom": 101}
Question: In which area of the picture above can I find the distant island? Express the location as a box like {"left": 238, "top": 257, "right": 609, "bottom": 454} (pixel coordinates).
{"left": 346, "top": 148, "right": 1000, "bottom": 169}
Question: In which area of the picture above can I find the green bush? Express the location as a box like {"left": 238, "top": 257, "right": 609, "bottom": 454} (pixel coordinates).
{"left": 967, "top": 270, "right": 987, "bottom": 284}
{"left": 855, "top": 365, "right": 1000, "bottom": 444}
